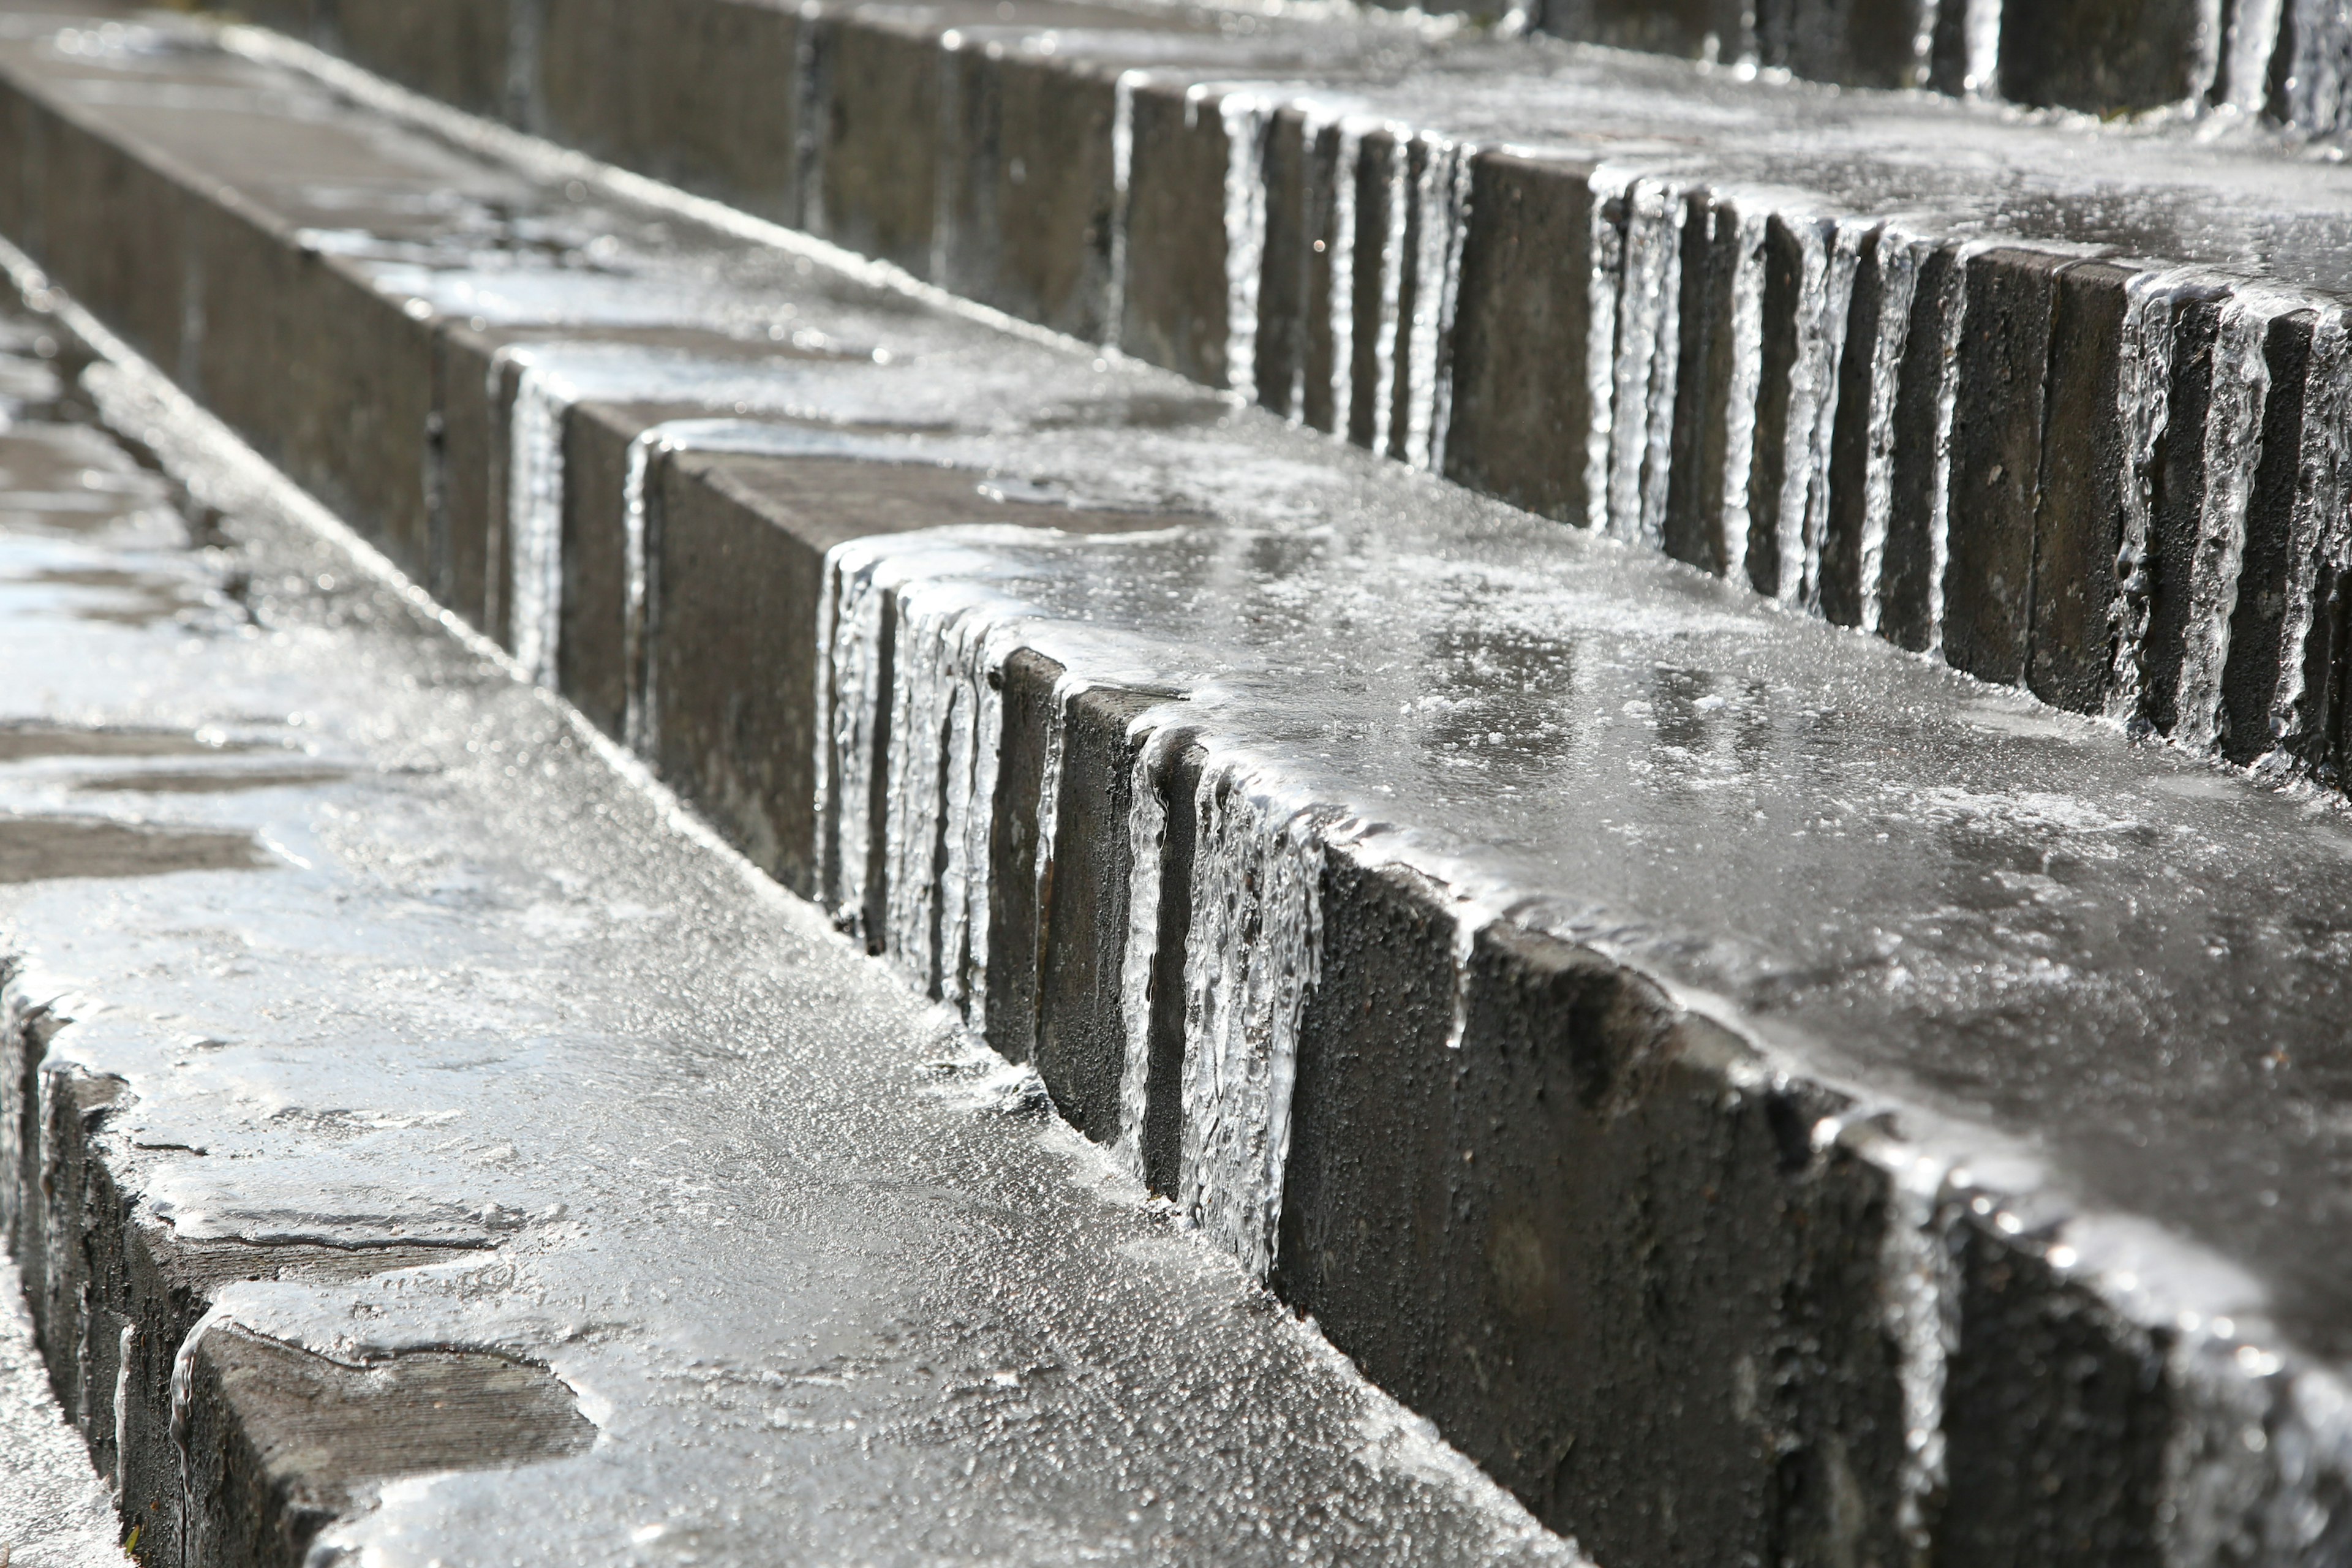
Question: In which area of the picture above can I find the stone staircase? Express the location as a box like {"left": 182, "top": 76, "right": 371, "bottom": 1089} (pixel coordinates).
{"left": 10, "top": 0, "right": 2352, "bottom": 1563}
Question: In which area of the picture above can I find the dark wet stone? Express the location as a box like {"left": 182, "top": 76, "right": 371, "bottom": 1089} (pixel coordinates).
{"left": 2028, "top": 260, "right": 2133, "bottom": 715}
{"left": 1119, "top": 80, "right": 1232, "bottom": 389}
{"left": 1996, "top": 0, "right": 2203, "bottom": 112}
{"left": 1662, "top": 189, "right": 1741, "bottom": 575}
{"left": 1136, "top": 732, "right": 1202, "bottom": 1199}
{"left": 183, "top": 1325, "right": 594, "bottom": 1568}
{"left": 1741, "top": 212, "right": 1810, "bottom": 598}
{"left": 1879, "top": 243, "right": 1961, "bottom": 653}
{"left": 807, "top": 11, "right": 943, "bottom": 279}
{"left": 1818, "top": 224, "right": 1884, "bottom": 628}
{"left": 1939, "top": 1232, "right": 2171, "bottom": 1568}
{"left": 2138, "top": 284, "right": 2230, "bottom": 737}
{"left": 0, "top": 817, "right": 267, "bottom": 881}
{"left": 328, "top": 0, "right": 514, "bottom": 121}
{"left": 1254, "top": 107, "right": 1314, "bottom": 424}
{"left": 1444, "top": 151, "right": 1595, "bottom": 526}
{"left": 936, "top": 50, "right": 1120, "bottom": 341}
{"left": 1942, "top": 247, "right": 2066, "bottom": 687}
{"left": 1548, "top": 0, "right": 1747, "bottom": 58}
{"left": 1760, "top": 0, "right": 1922, "bottom": 86}
{"left": 1034, "top": 684, "right": 1162, "bottom": 1142}
{"left": 2218, "top": 308, "right": 2316, "bottom": 765}
{"left": 986, "top": 646, "right": 1064, "bottom": 1065}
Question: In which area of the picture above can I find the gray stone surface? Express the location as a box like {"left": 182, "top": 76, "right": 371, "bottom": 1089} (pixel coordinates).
{"left": 0, "top": 290, "right": 1578, "bottom": 1564}
{"left": 1, "top": 1257, "right": 129, "bottom": 1568}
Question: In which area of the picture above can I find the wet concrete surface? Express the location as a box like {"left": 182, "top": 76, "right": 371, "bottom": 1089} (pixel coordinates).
{"left": 0, "top": 306, "right": 1578, "bottom": 1563}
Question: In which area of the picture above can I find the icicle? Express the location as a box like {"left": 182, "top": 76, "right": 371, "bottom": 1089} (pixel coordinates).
{"left": 170, "top": 1303, "right": 233, "bottom": 1568}
{"left": 1858, "top": 229, "right": 1924, "bottom": 635}
{"left": 1371, "top": 125, "right": 1411, "bottom": 457}
{"left": 1583, "top": 166, "right": 1633, "bottom": 533}
{"left": 2267, "top": 309, "right": 2352, "bottom": 758}
{"left": 2176, "top": 285, "right": 2300, "bottom": 753}
{"left": 2186, "top": 0, "right": 2231, "bottom": 105}
{"left": 2221, "top": 0, "right": 2287, "bottom": 111}
{"left": 1606, "top": 176, "right": 1687, "bottom": 548}
{"left": 1326, "top": 118, "right": 1368, "bottom": 443}
{"left": 1215, "top": 89, "right": 1274, "bottom": 406}
{"left": 622, "top": 426, "right": 673, "bottom": 758}
{"left": 1717, "top": 199, "right": 1771, "bottom": 582}
{"left": 1105, "top": 70, "right": 1147, "bottom": 347}
{"left": 113, "top": 1322, "right": 133, "bottom": 1496}
{"left": 817, "top": 542, "right": 892, "bottom": 930}
{"left": 2109, "top": 268, "right": 2208, "bottom": 725}
{"left": 1879, "top": 1151, "right": 1959, "bottom": 1558}
{"left": 1177, "top": 760, "right": 1325, "bottom": 1281}
{"left": 495, "top": 346, "right": 573, "bottom": 689}
{"left": 1403, "top": 135, "right": 1477, "bottom": 473}
{"left": 1114, "top": 723, "right": 1181, "bottom": 1179}
{"left": 1924, "top": 241, "right": 1989, "bottom": 654}
{"left": 1962, "top": 0, "right": 2004, "bottom": 95}
{"left": 1776, "top": 216, "right": 1865, "bottom": 611}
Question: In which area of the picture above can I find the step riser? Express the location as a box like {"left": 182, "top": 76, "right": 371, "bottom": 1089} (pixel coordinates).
{"left": 200, "top": 4, "right": 2352, "bottom": 785}
{"left": 1, "top": 24, "right": 2342, "bottom": 1567}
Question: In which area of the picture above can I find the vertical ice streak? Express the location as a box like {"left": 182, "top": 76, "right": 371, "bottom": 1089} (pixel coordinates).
{"left": 2186, "top": 0, "right": 2231, "bottom": 104}
{"left": 499, "top": 349, "right": 573, "bottom": 690}
{"left": 1924, "top": 242, "right": 1986, "bottom": 654}
{"left": 171, "top": 1303, "right": 233, "bottom": 1568}
{"left": 1780, "top": 217, "right": 1865, "bottom": 611}
{"left": 2109, "top": 269, "right": 2199, "bottom": 725}
{"left": 1326, "top": 119, "right": 1367, "bottom": 443}
{"left": 818, "top": 541, "right": 891, "bottom": 929}
{"left": 622, "top": 426, "right": 675, "bottom": 758}
{"left": 1607, "top": 176, "right": 1687, "bottom": 548}
{"left": 2221, "top": 0, "right": 2287, "bottom": 111}
{"left": 2176, "top": 286, "right": 2296, "bottom": 753}
{"left": 1717, "top": 200, "right": 1771, "bottom": 583}
{"left": 113, "top": 1321, "right": 133, "bottom": 1496}
{"left": 1879, "top": 1151, "right": 1958, "bottom": 1556}
{"left": 2268, "top": 309, "right": 2351, "bottom": 758}
{"left": 1105, "top": 70, "right": 1146, "bottom": 350}
{"left": 1371, "top": 126, "right": 1411, "bottom": 457}
{"left": 1216, "top": 89, "right": 1273, "bottom": 406}
{"left": 1178, "top": 760, "right": 1325, "bottom": 1281}
{"left": 1859, "top": 230, "right": 1923, "bottom": 635}
{"left": 1114, "top": 723, "right": 1179, "bottom": 1178}
{"left": 1401, "top": 138, "right": 1458, "bottom": 472}
{"left": 1583, "top": 167, "right": 1632, "bottom": 534}
{"left": 1963, "top": 0, "right": 2003, "bottom": 94}
{"left": 1289, "top": 103, "right": 1343, "bottom": 428}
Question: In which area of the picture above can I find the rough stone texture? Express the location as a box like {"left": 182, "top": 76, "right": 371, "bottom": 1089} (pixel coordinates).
{"left": 1994, "top": 0, "right": 2203, "bottom": 112}
{"left": 1118, "top": 80, "right": 1231, "bottom": 390}
{"left": 1444, "top": 153, "right": 1594, "bottom": 526}
{"left": 1941, "top": 247, "right": 2064, "bottom": 687}
{"left": 2028, "top": 259, "right": 2133, "bottom": 715}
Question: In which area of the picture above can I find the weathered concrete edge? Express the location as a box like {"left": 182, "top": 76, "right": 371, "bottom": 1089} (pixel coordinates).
{"left": 200, "top": 6, "right": 2352, "bottom": 792}
{"left": 0, "top": 29, "right": 2345, "bottom": 1568}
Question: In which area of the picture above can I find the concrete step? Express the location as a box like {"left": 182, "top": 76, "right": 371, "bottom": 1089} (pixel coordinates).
{"left": 10, "top": 6, "right": 2352, "bottom": 1566}
{"left": 0, "top": 271, "right": 1570, "bottom": 1566}
{"left": 198, "top": 0, "right": 2352, "bottom": 786}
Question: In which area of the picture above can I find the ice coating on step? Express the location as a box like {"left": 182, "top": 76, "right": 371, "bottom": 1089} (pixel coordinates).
{"left": 2269, "top": 310, "right": 2352, "bottom": 760}
{"left": 1603, "top": 175, "right": 1686, "bottom": 548}
{"left": 1716, "top": 198, "right": 1771, "bottom": 582}
{"left": 2110, "top": 266, "right": 2212, "bottom": 728}
{"left": 1922, "top": 241, "right": 1985, "bottom": 654}
{"left": 624, "top": 421, "right": 930, "bottom": 756}
{"left": 1858, "top": 228, "right": 1924, "bottom": 635}
{"left": 1582, "top": 167, "right": 1629, "bottom": 536}
{"left": 1875, "top": 1142, "right": 1956, "bottom": 1556}
{"left": 1177, "top": 757, "right": 1325, "bottom": 1281}
{"left": 2175, "top": 285, "right": 2300, "bottom": 755}
{"left": 1401, "top": 135, "right": 1474, "bottom": 474}
{"left": 1114, "top": 723, "right": 1179, "bottom": 1178}
{"left": 1210, "top": 87, "right": 1273, "bottom": 406}
{"left": 1773, "top": 213, "right": 1864, "bottom": 609}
